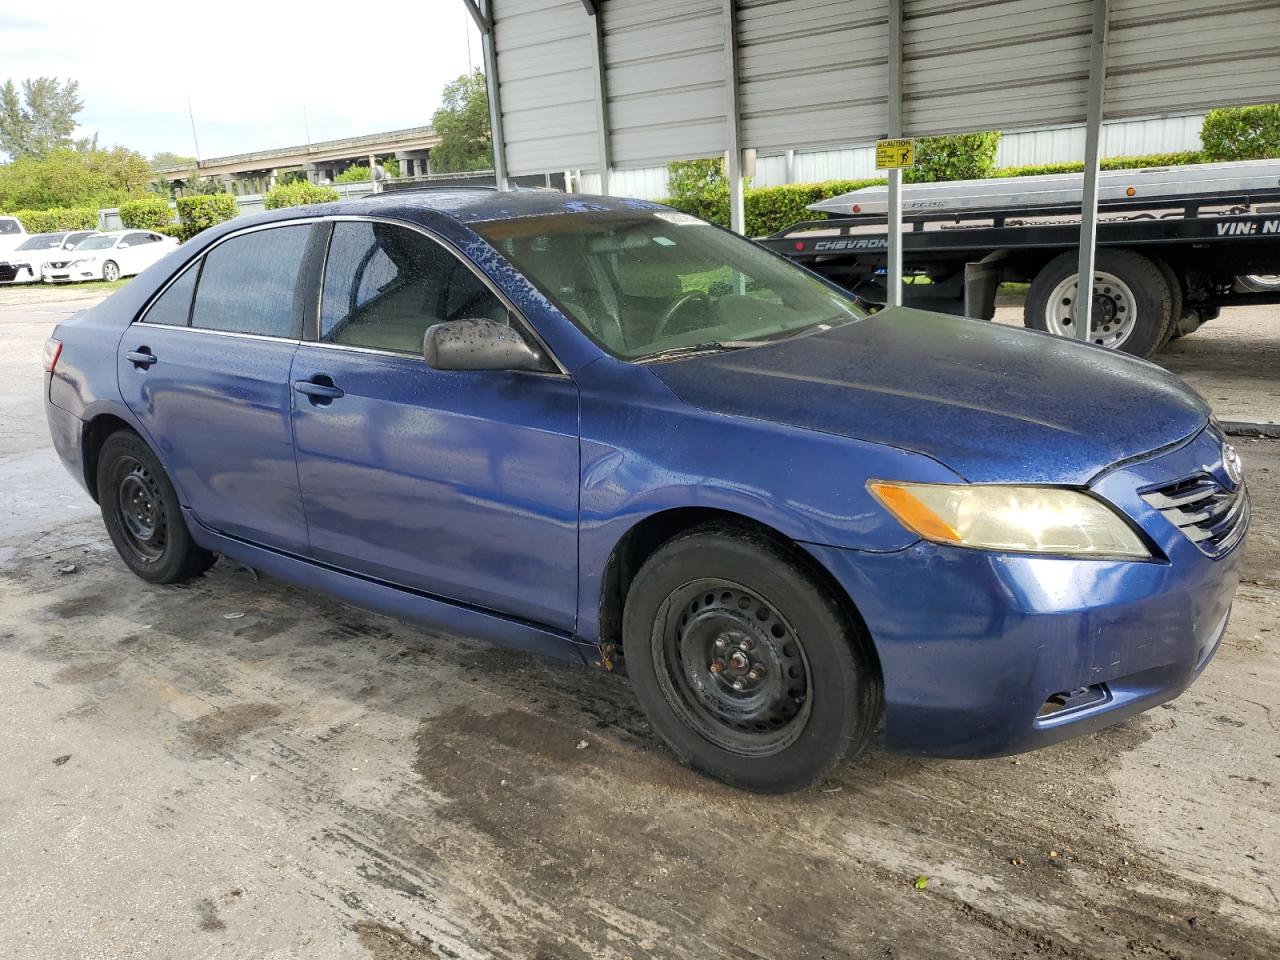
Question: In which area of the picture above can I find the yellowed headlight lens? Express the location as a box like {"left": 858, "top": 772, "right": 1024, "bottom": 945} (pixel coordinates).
{"left": 868, "top": 481, "right": 1150, "bottom": 559}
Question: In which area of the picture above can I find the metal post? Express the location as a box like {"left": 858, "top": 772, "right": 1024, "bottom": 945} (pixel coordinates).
{"left": 784, "top": 148, "right": 796, "bottom": 184}
{"left": 586, "top": 2, "right": 612, "bottom": 196}
{"left": 1075, "top": 0, "right": 1111, "bottom": 341}
{"left": 477, "top": 0, "right": 509, "bottom": 191}
{"left": 722, "top": 0, "right": 745, "bottom": 234}
{"left": 885, "top": 0, "right": 904, "bottom": 308}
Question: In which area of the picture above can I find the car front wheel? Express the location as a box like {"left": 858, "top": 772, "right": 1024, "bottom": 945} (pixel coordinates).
{"left": 623, "top": 523, "right": 880, "bottom": 793}
{"left": 102, "top": 260, "right": 120, "bottom": 282}
{"left": 97, "top": 430, "right": 215, "bottom": 583}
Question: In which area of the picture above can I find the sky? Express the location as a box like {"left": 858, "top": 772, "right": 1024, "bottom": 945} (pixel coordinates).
{"left": 1, "top": 0, "right": 483, "bottom": 161}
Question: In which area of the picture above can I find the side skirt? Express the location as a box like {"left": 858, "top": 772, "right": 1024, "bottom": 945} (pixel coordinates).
{"left": 184, "top": 508, "right": 592, "bottom": 666}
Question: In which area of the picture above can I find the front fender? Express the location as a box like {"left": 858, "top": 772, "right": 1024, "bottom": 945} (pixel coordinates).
{"left": 575, "top": 358, "right": 963, "bottom": 640}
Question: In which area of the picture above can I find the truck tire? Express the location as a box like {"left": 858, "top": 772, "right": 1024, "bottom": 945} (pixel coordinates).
{"left": 1024, "top": 249, "right": 1173, "bottom": 358}
{"left": 1234, "top": 274, "right": 1280, "bottom": 293}
{"left": 1151, "top": 255, "right": 1184, "bottom": 348}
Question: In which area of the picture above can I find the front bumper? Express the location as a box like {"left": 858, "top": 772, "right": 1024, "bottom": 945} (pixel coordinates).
{"left": 805, "top": 427, "right": 1245, "bottom": 758}
{"left": 0, "top": 263, "right": 39, "bottom": 284}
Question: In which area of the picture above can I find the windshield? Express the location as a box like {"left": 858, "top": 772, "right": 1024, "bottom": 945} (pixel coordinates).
{"left": 75, "top": 235, "right": 116, "bottom": 251}
{"left": 474, "top": 210, "right": 865, "bottom": 359}
{"left": 0, "top": 219, "right": 20, "bottom": 236}
{"left": 17, "top": 233, "right": 64, "bottom": 251}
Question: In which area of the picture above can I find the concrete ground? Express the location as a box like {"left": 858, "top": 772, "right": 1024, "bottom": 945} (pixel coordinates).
{"left": 1, "top": 289, "right": 1277, "bottom": 959}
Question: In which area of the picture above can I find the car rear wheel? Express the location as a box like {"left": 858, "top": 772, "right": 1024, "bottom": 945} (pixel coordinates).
{"left": 1025, "top": 249, "right": 1172, "bottom": 357}
{"left": 102, "top": 260, "right": 120, "bottom": 282}
{"left": 623, "top": 523, "right": 880, "bottom": 793}
{"left": 98, "top": 431, "right": 215, "bottom": 583}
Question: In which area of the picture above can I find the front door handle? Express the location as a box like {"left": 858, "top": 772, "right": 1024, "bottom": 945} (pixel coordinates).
{"left": 125, "top": 348, "right": 158, "bottom": 368}
{"left": 293, "top": 376, "right": 345, "bottom": 404}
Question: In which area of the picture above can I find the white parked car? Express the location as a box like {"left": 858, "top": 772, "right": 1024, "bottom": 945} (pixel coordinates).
{"left": 1, "top": 230, "right": 99, "bottom": 285}
{"left": 44, "top": 230, "right": 179, "bottom": 284}
{"left": 0, "top": 216, "right": 28, "bottom": 256}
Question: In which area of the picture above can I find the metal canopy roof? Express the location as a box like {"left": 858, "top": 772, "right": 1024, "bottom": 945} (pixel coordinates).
{"left": 464, "top": 0, "right": 1280, "bottom": 178}
{"left": 461, "top": 0, "right": 1280, "bottom": 337}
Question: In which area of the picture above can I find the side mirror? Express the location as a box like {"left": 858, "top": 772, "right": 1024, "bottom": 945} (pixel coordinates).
{"left": 118, "top": 242, "right": 130, "bottom": 248}
{"left": 423, "top": 318, "right": 546, "bottom": 372}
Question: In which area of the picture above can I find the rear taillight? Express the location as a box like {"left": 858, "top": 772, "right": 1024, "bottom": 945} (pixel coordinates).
{"left": 43, "top": 338, "right": 62, "bottom": 373}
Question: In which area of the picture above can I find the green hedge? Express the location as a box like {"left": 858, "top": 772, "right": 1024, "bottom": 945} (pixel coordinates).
{"left": 994, "top": 151, "right": 1205, "bottom": 179}
{"left": 1201, "top": 104, "right": 1280, "bottom": 162}
{"left": 744, "top": 179, "right": 884, "bottom": 236}
{"left": 153, "top": 223, "right": 193, "bottom": 241}
{"left": 904, "top": 131, "right": 1001, "bottom": 184}
{"left": 7, "top": 207, "right": 99, "bottom": 232}
{"left": 263, "top": 181, "right": 339, "bottom": 210}
{"left": 175, "top": 193, "right": 238, "bottom": 236}
{"left": 119, "top": 197, "right": 175, "bottom": 230}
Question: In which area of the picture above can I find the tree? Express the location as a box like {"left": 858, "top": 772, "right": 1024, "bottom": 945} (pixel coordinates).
{"left": 0, "top": 146, "right": 152, "bottom": 210}
{"left": 430, "top": 70, "right": 492, "bottom": 173}
{"left": 151, "top": 151, "right": 196, "bottom": 169}
{"left": 0, "top": 77, "right": 84, "bottom": 159}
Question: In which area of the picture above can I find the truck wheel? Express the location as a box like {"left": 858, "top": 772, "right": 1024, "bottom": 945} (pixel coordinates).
{"left": 623, "top": 523, "right": 880, "bottom": 793}
{"left": 1025, "top": 249, "right": 1172, "bottom": 358}
{"left": 1151, "top": 256, "right": 1184, "bottom": 349}
{"left": 1234, "top": 274, "right": 1280, "bottom": 293}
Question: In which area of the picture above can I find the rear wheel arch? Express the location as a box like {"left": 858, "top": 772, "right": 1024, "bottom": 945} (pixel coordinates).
{"left": 597, "top": 507, "right": 881, "bottom": 680}
{"left": 82, "top": 414, "right": 140, "bottom": 502}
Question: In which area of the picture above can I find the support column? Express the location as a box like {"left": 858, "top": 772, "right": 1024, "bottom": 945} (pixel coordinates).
{"left": 784, "top": 149, "right": 796, "bottom": 184}
{"left": 586, "top": 0, "right": 612, "bottom": 196}
{"left": 885, "top": 0, "right": 904, "bottom": 308}
{"left": 722, "top": 0, "right": 744, "bottom": 234}
{"left": 1075, "top": 0, "right": 1112, "bottom": 342}
{"left": 477, "top": 0, "right": 508, "bottom": 190}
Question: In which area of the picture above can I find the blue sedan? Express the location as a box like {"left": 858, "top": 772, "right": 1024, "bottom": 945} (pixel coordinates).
{"left": 43, "top": 191, "right": 1247, "bottom": 792}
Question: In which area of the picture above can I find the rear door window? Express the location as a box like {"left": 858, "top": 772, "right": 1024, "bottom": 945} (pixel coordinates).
{"left": 190, "top": 225, "right": 312, "bottom": 337}
{"left": 319, "top": 221, "right": 509, "bottom": 354}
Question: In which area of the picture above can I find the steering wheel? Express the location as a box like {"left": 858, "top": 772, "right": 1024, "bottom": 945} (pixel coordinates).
{"left": 652, "top": 291, "right": 712, "bottom": 341}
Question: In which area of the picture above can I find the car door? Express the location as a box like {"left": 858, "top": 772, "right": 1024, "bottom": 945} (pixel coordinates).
{"left": 289, "top": 218, "right": 581, "bottom": 630}
{"left": 118, "top": 222, "right": 318, "bottom": 554}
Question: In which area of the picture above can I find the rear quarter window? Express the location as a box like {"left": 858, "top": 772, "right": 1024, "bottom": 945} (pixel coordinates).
{"left": 143, "top": 264, "right": 199, "bottom": 327}
{"left": 190, "top": 225, "right": 312, "bottom": 338}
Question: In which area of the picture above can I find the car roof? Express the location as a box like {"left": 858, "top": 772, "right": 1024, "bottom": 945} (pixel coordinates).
{"left": 347, "top": 188, "right": 668, "bottom": 224}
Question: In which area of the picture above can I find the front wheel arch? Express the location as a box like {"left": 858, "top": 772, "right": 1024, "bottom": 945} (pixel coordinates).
{"left": 597, "top": 507, "right": 882, "bottom": 682}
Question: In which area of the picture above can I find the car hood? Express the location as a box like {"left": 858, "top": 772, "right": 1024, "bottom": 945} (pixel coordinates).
{"left": 647, "top": 307, "right": 1210, "bottom": 485}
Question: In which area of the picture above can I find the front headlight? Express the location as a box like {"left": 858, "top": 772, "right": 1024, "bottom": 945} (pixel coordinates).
{"left": 868, "top": 481, "right": 1150, "bottom": 559}
{"left": 71, "top": 257, "right": 94, "bottom": 266}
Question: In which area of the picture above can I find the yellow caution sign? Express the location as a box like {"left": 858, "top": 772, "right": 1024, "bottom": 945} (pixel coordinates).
{"left": 875, "top": 138, "right": 915, "bottom": 169}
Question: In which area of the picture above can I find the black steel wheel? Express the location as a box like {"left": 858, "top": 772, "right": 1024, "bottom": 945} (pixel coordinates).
{"left": 98, "top": 430, "right": 215, "bottom": 583}
{"left": 625, "top": 523, "right": 880, "bottom": 793}
{"left": 114, "top": 455, "right": 168, "bottom": 563}
{"left": 655, "top": 580, "right": 812, "bottom": 757}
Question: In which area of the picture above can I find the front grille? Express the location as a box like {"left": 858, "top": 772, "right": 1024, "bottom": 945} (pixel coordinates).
{"left": 1141, "top": 473, "right": 1249, "bottom": 558}
{"left": 0, "top": 264, "right": 17, "bottom": 283}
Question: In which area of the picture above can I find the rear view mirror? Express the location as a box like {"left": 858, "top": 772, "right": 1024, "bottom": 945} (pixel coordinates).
{"left": 423, "top": 318, "right": 546, "bottom": 372}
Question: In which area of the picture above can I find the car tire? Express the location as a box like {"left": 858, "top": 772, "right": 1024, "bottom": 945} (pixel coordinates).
{"left": 623, "top": 523, "right": 880, "bottom": 793}
{"left": 102, "top": 260, "right": 120, "bottom": 282}
{"left": 97, "top": 430, "right": 215, "bottom": 584}
{"left": 1024, "top": 248, "right": 1172, "bottom": 358}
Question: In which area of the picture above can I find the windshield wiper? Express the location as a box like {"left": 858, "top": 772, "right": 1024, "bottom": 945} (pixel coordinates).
{"left": 635, "top": 340, "right": 767, "bottom": 363}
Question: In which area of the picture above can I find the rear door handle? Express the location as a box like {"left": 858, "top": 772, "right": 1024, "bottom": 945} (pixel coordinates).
{"left": 125, "top": 348, "right": 157, "bottom": 368}
{"left": 293, "top": 377, "right": 345, "bottom": 403}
